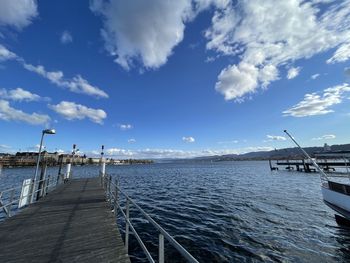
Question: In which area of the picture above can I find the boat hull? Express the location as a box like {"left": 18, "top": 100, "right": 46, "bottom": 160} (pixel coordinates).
{"left": 322, "top": 186, "right": 350, "bottom": 220}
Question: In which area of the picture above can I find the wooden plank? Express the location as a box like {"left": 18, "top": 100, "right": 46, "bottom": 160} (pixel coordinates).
{"left": 0, "top": 178, "right": 130, "bottom": 263}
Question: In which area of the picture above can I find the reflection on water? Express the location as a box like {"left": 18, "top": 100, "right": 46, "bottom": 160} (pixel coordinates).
{"left": 1, "top": 161, "right": 350, "bottom": 262}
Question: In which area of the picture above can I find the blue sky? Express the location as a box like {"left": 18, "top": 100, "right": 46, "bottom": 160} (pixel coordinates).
{"left": 0, "top": 0, "right": 350, "bottom": 159}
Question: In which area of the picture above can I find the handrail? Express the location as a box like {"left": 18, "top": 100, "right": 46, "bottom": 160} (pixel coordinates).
{"left": 0, "top": 177, "right": 51, "bottom": 193}
{"left": 102, "top": 174, "right": 199, "bottom": 263}
{"left": 0, "top": 174, "right": 63, "bottom": 218}
{"left": 0, "top": 179, "right": 55, "bottom": 211}
{"left": 0, "top": 184, "right": 23, "bottom": 194}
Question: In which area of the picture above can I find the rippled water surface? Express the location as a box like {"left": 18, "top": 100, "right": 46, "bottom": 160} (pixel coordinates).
{"left": 1, "top": 161, "right": 350, "bottom": 262}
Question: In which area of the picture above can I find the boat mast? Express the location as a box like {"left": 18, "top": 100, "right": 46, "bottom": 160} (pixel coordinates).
{"left": 283, "top": 130, "right": 329, "bottom": 181}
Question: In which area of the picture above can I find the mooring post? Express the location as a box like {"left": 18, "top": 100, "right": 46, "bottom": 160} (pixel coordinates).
{"left": 302, "top": 159, "right": 306, "bottom": 172}
{"left": 344, "top": 157, "right": 349, "bottom": 175}
{"left": 305, "top": 163, "right": 311, "bottom": 173}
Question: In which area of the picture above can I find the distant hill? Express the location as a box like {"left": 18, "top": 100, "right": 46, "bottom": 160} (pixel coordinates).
{"left": 186, "top": 143, "right": 350, "bottom": 162}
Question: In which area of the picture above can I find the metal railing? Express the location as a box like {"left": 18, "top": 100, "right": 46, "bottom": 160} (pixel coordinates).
{"left": 101, "top": 174, "right": 199, "bottom": 263}
{"left": 0, "top": 174, "right": 63, "bottom": 219}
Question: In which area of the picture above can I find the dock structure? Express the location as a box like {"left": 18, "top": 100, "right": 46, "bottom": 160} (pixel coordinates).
{"left": 271, "top": 159, "right": 350, "bottom": 173}
{"left": 0, "top": 178, "right": 130, "bottom": 263}
{"left": 270, "top": 150, "right": 350, "bottom": 173}
{"left": 275, "top": 160, "right": 316, "bottom": 172}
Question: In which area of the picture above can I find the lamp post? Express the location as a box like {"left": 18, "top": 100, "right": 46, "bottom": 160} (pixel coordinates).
{"left": 31, "top": 129, "right": 56, "bottom": 203}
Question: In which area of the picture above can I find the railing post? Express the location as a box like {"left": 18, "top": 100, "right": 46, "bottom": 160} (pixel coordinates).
{"left": 8, "top": 188, "right": 15, "bottom": 217}
{"left": 114, "top": 178, "right": 119, "bottom": 216}
{"left": 159, "top": 233, "right": 164, "bottom": 263}
{"left": 125, "top": 198, "right": 130, "bottom": 254}
{"left": 0, "top": 192, "right": 9, "bottom": 216}
{"left": 108, "top": 175, "right": 111, "bottom": 200}
{"left": 104, "top": 175, "right": 107, "bottom": 190}
{"left": 44, "top": 175, "right": 50, "bottom": 195}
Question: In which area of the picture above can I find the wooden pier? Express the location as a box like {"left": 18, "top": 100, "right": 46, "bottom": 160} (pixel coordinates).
{"left": 270, "top": 159, "right": 350, "bottom": 172}
{"left": 0, "top": 178, "right": 130, "bottom": 263}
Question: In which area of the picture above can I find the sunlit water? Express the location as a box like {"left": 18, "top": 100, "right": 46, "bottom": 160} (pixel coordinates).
{"left": 1, "top": 161, "right": 350, "bottom": 262}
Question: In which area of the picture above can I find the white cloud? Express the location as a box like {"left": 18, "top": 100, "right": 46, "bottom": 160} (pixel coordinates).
{"left": 218, "top": 140, "right": 239, "bottom": 144}
{"left": 98, "top": 145, "right": 274, "bottom": 159}
{"left": 215, "top": 62, "right": 259, "bottom": 100}
{"left": 106, "top": 148, "right": 133, "bottom": 156}
{"left": 206, "top": 0, "right": 350, "bottom": 100}
{"left": 0, "top": 144, "right": 11, "bottom": 149}
{"left": 26, "top": 144, "right": 45, "bottom": 152}
{"left": 119, "top": 124, "right": 133, "bottom": 130}
{"left": 128, "top": 138, "right": 136, "bottom": 143}
{"left": 60, "top": 30, "right": 73, "bottom": 44}
{"left": 22, "top": 63, "right": 108, "bottom": 98}
{"left": 0, "top": 87, "right": 44, "bottom": 101}
{"left": 0, "top": 45, "right": 108, "bottom": 99}
{"left": 49, "top": 101, "right": 107, "bottom": 124}
{"left": 0, "top": 0, "right": 38, "bottom": 30}
{"left": 182, "top": 136, "right": 195, "bottom": 143}
{"left": 311, "top": 73, "right": 320, "bottom": 79}
{"left": 90, "top": 0, "right": 192, "bottom": 70}
{"left": 312, "top": 134, "right": 336, "bottom": 140}
{"left": 0, "top": 99, "right": 50, "bottom": 125}
{"left": 0, "top": 144, "right": 14, "bottom": 153}
{"left": 266, "top": 135, "right": 287, "bottom": 141}
{"left": 327, "top": 43, "right": 350, "bottom": 64}
{"left": 90, "top": 0, "right": 228, "bottom": 70}
{"left": 283, "top": 83, "right": 350, "bottom": 117}
{"left": 0, "top": 44, "right": 17, "bottom": 61}
{"left": 287, "top": 67, "right": 301, "bottom": 79}
{"left": 56, "top": 149, "right": 66, "bottom": 154}
{"left": 259, "top": 64, "right": 279, "bottom": 88}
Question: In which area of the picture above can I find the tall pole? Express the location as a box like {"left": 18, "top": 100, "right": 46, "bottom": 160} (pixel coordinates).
{"left": 66, "top": 144, "right": 76, "bottom": 180}
{"left": 31, "top": 131, "right": 45, "bottom": 203}
{"left": 284, "top": 130, "right": 329, "bottom": 180}
{"left": 100, "top": 145, "right": 105, "bottom": 178}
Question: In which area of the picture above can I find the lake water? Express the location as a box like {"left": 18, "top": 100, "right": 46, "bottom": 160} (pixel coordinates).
{"left": 1, "top": 161, "right": 350, "bottom": 262}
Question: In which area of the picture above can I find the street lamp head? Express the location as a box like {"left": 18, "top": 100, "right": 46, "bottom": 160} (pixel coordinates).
{"left": 43, "top": 129, "right": 56, "bottom": 135}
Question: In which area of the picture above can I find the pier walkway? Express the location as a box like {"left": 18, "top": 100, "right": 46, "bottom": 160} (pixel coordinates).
{"left": 0, "top": 178, "right": 130, "bottom": 263}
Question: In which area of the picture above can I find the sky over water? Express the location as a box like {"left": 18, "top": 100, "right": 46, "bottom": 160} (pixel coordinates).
{"left": 0, "top": 0, "right": 350, "bottom": 158}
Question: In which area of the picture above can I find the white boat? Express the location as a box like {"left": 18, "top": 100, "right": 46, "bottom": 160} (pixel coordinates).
{"left": 284, "top": 130, "right": 350, "bottom": 225}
